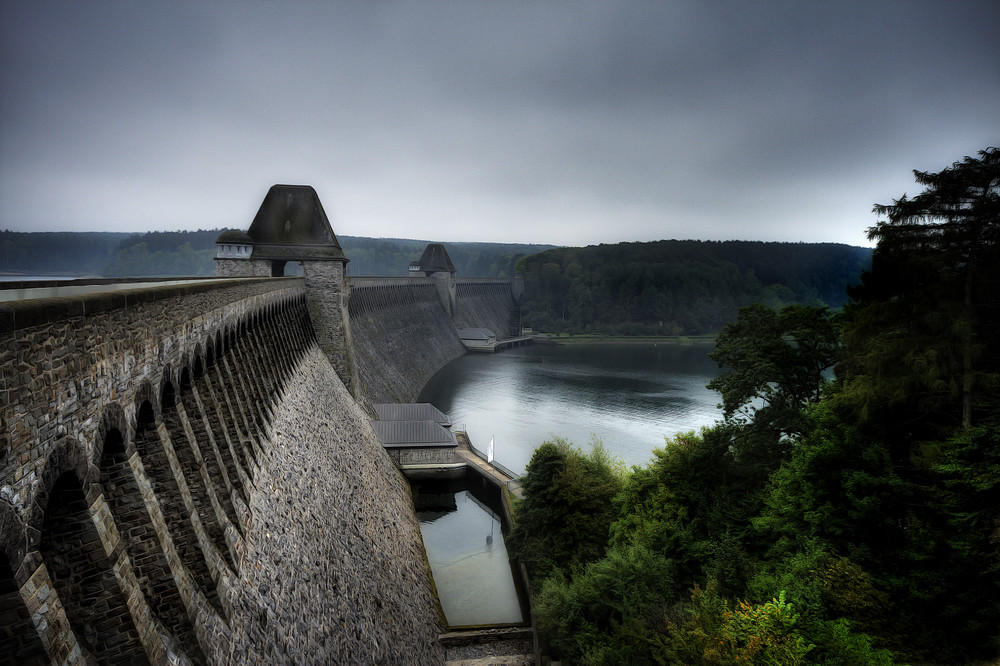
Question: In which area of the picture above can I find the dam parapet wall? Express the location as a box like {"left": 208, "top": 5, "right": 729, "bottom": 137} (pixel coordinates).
{"left": 1, "top": 277, "right": 307, "bottom": 511}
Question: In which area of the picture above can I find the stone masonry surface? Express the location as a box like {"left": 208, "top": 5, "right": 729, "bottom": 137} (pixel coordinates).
{"left": 349, "top": 281, "right": 466, "bottom": 405}
{"left": 1, "top": 270, "right": 518, "bottom": 664}
{"left": 228, "top": 344, "right": 444, "bottom": 665}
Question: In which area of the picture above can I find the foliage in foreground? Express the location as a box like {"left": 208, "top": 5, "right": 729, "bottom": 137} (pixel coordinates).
{"left": 511, "top": 148, "right": 1000, "bottom": 664}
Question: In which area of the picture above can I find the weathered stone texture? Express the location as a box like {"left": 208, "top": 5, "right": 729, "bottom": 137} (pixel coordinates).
{"left": 453, "top": 280, "right": 519, "bottom": 338}
{"left": 1, "top": 279, "right": 310, "bottom": 664}
{"left": 304, "top": 260, "right": 352, "bottom": 387}
{"left": 214, "top": 259, "right": 272, "bottom": 278}
{"left": 1, "top": 270, "right": 521, "bottom": 665}
{"left": 228, "top": 345, "right": 444, "bottom": 664}
{"left": 1, "top": 278, "right": 306, "bottom": 511}
{"left": 386, "top": 447, "right": 462, "bottom": 466}
{"left": 348, "top": 279, "right": 466, "bottom": 405}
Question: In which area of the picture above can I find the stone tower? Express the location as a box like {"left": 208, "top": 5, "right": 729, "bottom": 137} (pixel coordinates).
{"left": 410, "top": 243, "right": 457, "bottom": 318}
{"left": 215, "top": 185, "right": 354, "bottom": 386}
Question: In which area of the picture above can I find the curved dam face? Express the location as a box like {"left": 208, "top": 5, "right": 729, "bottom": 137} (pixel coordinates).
{"left": 349, "top": 278, "right": 467, "bottom": 405}
{"left": 1, "top": 279, "right": 443, "bottom": 665}
{"left": 347, "top": 277, "right": 522, "bottom": 406}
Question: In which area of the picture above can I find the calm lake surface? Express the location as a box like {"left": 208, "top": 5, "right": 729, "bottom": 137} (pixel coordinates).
{"left": 419, "top": 342, "right": 723, "bottom": 473}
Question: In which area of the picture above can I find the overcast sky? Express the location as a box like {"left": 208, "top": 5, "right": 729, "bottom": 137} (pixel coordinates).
{"left": 1, "top": 1, "right": 997, "bottom": 247}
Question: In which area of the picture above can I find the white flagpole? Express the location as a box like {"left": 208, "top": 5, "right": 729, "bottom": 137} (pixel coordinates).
{"left": 487, "top": 435, "right": 495, "bottom": 463}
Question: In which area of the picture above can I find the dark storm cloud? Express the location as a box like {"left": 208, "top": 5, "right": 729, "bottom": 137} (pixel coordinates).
{"left": 1, "top": 1, "right": 997, "bottom": 246}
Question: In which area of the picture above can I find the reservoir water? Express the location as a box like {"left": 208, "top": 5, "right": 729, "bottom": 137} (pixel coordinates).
{"left": 419, "top": 342, "right": 722, "bottom": 473}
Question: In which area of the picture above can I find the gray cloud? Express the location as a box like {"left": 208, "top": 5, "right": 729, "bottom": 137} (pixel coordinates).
{"left": 1, "top": 1, "right": 997, "bottom": 247}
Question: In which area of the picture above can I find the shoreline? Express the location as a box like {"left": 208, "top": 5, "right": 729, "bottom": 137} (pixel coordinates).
{"left": 533, "top": 334, "right": 717, "bottom": 346}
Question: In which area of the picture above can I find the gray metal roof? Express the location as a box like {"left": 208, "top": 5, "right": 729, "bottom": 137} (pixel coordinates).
{"left": 373, "top": 403, "right": 451, "bottom": 428}
{"left": 370, "top": 420, "right": 457, "bottom": 448}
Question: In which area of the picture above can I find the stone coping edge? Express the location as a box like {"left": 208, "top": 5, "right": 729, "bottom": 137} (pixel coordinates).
{"left": 0, "top": 277, "right": 305, "bottom": 332}
{"left": 438, "top": 627, "right": 534, "bottom": 646}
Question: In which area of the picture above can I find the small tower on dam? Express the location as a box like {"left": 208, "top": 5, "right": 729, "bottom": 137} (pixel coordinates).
{"left": 409, "top": 242, "right": 457, "bottom": 318}
{"left": 216, "top": 184, "right": 353, "bottom": 384}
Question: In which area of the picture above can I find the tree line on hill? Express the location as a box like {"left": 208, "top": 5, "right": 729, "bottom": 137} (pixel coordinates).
{"left": 3, "top": 230, "right": 869, "bottom": 343}
{"left": 102, "top": 231, "right": 553, "bottom": 277}
{"left": 516, "top": 240, "right": 873, "bottom": 336}
{"left": 507, "top": 147, "right": 1000, "bottom": 664}
{"left": 0, "top": 231, "right": 129, "bottom": 276}
{"left": 0, "top": 228, "right": 552, "bottom": 280}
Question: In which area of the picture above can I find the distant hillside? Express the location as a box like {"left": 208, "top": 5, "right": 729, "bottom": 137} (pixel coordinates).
{"left": 0, "top": 231, "right": 130, "bottom": 276}
{"left": 1, "top": 230, "right": 554, "bottom": 279}
{"left": 340, "top": 237, "right": 554, "bottom": 278}
{"left": 516, "top": 240, "right": 873, "bottom": 335}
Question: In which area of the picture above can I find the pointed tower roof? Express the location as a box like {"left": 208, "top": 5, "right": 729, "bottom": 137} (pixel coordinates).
{"left": 416, "top": 243, "right": 455, "bottom": 273}
{"left": 246, "top": 185, "right": 346, "bottom": 261}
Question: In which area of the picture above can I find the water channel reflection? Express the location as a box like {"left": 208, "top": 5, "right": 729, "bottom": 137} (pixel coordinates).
{"left": 413, "top": 472, "right": 526, "bottom": 627}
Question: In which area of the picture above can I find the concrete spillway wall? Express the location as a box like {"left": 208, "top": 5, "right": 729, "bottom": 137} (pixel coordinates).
{"left": 348, "top": 278, "right": 466, "bottom": 405}
{"left": 0, "top": 279, "right": 442, "bottom": 664}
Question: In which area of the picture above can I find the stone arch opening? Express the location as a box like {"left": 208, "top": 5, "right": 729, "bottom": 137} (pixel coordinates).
{"left": 0, "top": 555, "right": 47, "bottom": 663}
{"left": 162, "top": 380, "right": 176, "bottom": 410}
{"left": 134, "top": 396, "right": 223, "bottom": 617}
{"left": 270, "top": 260, "right": 302, "bottom": 277}
{"left": 40, "top": 470, "right": 148, "bottom": 664}
{"left": 179, "top": 367, "right": 192, "bottom": 392}
{"left": 137, "top": 400, "right": 155, "bottom": 429}
{"left": 171, "top": 366, "right": 236, "bottom": 572}
{"left": 99, "top": 426, "right": 205, "bottom": 664}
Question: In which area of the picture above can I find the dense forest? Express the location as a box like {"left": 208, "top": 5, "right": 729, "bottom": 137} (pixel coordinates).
{"left": 516, "top": 241, "right": 872, "bottom": 336}
{"left": 0, "top": 231, "right": 128, "bottom": 276}
{"left": 100, "top": 230, "right": 222, "bottom": 276}
{"left": 507, "top": 148, "right": 1000, "bottom": 664}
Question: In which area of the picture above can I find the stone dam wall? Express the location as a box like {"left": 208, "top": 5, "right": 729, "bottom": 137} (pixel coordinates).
{"left": 454, "top": 279, "right": 519, "bottom": 338}
{"left": 1, "top": 279, "right": 443, "bottom": 664}
{"left": 347, "top": 276, "right": 521, "bottom": 406}
{"left": 348, "top": 278, "right": 467, "bottom": 405}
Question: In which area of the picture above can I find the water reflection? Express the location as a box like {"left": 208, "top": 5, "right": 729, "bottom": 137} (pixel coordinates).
{"left": 413, "top": 473, "right": 525, "bottom": 627}
{"left": 419, "top": 343, "right": 722, "bottom": 473}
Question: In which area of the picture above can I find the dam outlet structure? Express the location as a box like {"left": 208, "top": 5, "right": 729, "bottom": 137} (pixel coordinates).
{"left": 1, "top": 185, "right": 527, "bottom": 665}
